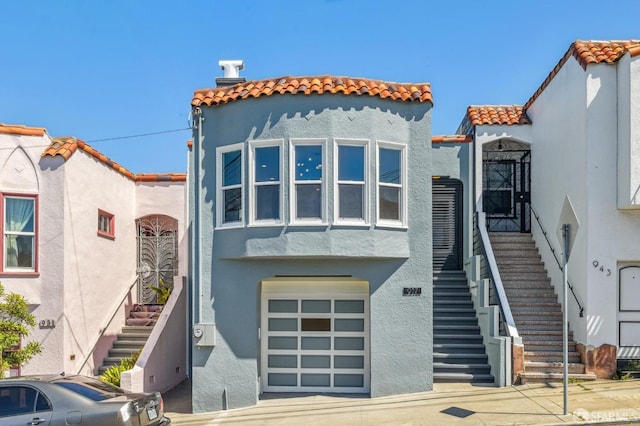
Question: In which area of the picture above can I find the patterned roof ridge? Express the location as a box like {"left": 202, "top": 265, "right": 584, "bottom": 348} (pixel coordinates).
{"left": 432, "top": 135, "right": 473, "bottom": 143}
{"left": 466, "top": 105, "right": 531, "bottom": 126}
{"left": 192, "top": 75, "right": 433, "bottom": 107}
{"left": 42, "top": 137, "right": 186, "bottom": 182}
{"left": 0, "top": 123, "right": 47, "bottom": 137}
{"left": 524, "top": 40, "right": 640, "bottom": 110}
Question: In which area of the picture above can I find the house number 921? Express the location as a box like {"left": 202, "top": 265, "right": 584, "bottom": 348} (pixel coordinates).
{"left": 592, "top": 261, "right": 611, "bottom": 276}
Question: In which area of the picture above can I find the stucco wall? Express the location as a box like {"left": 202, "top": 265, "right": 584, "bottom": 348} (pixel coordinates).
{"left": 617, "top": 54, "right": 640, "bottom": 208}
{"left": 0, "top": 133, "right": 66, "bottom": 375}
{"left": 191, "top": 94, "right": 433, "bottom": 412}
{"left": 62, "top": 152, "right": 138, "bottom": 375}
{"left": 521, "top": 57, "right": 640, "bottom": 348}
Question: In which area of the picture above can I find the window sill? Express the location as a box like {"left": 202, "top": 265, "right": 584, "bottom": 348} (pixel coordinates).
{"left": 215, "top": 223, "right": 245, "bottom": 230}
{"left": 0, "top": 271, "right": 40, "bottom": 278}
{"left": 248, "top": 222, "right": 285, "bottom": 228}
{"left": 332, "top": 221, "right": 371, "bottom": 228}
{"left": 287, "top": 221, "right": 329, "bottom": 227}
{"left": 375, "top": 222, "right": 408, "bottom": 230}
{"left": 97, "top": 231, "right": 115, "bottom": 240}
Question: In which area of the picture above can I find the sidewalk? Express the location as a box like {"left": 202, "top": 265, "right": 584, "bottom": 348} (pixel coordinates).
{"left": 164, "top": 379, "right": 640, "bottom": 425}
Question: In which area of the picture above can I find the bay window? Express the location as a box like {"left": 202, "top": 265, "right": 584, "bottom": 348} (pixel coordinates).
{"left": 250, "top": 140, "right": 282, "bottom": 225}
{"left": 291, "top": 139, "right": 326, "bottom": 224}
{"left": 216, "top": 143, "right": 244, "bottom": 228}
{"left": 3, "top": 195, "right": 37, "bottom": 272}
{"left": 335, "top": 140, "right": 368, "bottom": 224}
{"left": 377, "top": 142, "right": 407, "bottom": 227}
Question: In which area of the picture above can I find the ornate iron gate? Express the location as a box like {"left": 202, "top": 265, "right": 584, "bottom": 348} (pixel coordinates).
{"left": 482, "top": 140, "right": 531, "bottom": 232}
{"left": 136, "top": 216, "right": 178, "bottom": 305}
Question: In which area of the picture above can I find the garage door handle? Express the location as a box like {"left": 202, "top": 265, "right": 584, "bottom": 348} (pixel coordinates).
{"left": 28, "top": 418, "right": 47, "bottom": 425}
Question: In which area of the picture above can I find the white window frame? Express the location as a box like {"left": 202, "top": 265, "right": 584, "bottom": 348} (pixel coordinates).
{"left": 376, "top": 141, "right": 408, "bottom": 228}
{"left": 249, "top": 139, "right": 284, "bottom": 226}
{"left": 289, "top": 138, "right": 327, "bottom": 226}
{"left": 333, "top": 139, "right": 369, "bottom": 226}
{"left": 216, "top": 142, "right": 245, "bottom": 229}
{"left": 2, "top": 194, "right": 38, "bottom": 273}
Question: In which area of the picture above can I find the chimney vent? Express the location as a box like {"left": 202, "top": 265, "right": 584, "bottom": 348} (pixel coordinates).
{"left": 216, "top": 60, "right": 246, "bottom": 87}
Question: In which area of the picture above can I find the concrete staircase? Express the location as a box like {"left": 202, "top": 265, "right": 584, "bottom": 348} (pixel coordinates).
{"left": 489, "top": 232, "right": 596, "bottom": 383}
{"left": 97, "top": 305, "right": 162, "bottom": 376}
{"left": 433, "top": 271, "right": 494, "bottom": 383}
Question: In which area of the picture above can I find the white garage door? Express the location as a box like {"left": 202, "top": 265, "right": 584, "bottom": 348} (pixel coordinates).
{"left": 261, "top": 278, "right": 369, "bottom": 393}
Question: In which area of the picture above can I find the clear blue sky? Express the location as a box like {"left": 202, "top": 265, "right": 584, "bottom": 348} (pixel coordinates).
{"left": 2, "top": 1, "right": 639, "bottom": 173}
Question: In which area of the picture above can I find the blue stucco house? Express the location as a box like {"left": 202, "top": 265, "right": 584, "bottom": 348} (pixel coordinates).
{"left": 187, "top": 62, "right": 475, "bottom": 412}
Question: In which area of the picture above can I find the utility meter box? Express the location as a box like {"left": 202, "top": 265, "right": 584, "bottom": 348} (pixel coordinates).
{"left": 193, "top": 323, "right": 216, "bottom": 347}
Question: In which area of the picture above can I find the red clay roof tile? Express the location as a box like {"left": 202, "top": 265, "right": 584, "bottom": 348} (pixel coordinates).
{"left": 0, "top": 123, "right": 46, "bottom": 137}
{"left": 192, "top": 75, "right": 432, "bottom": 107}
{"left": 466, "top": 106, "right": 531, "bottom": 126}
{"left": 432, "top": 135, "right": 473, "bottom": 144}
{"left": 524, "top": 40, "right": 640, "bottom": 110}
{"left": 42, "top": 137, "right": 186, "bottom": 183}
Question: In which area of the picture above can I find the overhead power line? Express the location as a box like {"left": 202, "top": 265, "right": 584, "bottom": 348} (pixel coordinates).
{"left": 85, "top": 127, "right": 192, "bottom": 143}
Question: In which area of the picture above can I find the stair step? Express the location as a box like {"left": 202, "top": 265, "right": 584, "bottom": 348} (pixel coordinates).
{"left": 518, "top": 372, "right": 597, "bottom": 384}
{"left": 525, "top": 341, "right": 576, "bottom": 351}
{"left": 434, "top": 353, "right": 488, "bottom": 363}
{"left": 112, "top": 340, "right": 147, "bottom": 348}
{"left": 433, "top": 317, "right": 479, "bottom": 326}
{"left": 433, "top": 344, "right": 487, "bottom": 354}
{"left": 514, "top": 313, "right": 562, "bottom": 322}
{"left": 525, "top": 361, "right": 586, "bottom": 374}
{"left": 433, "top": 293, "right": 472, "bottom": 300}
{"left": 109, "top": 348, "right": 143, "bottom": 356}
{"left": 434, "top": 325, "right": 481, "bottom": 334}
{"left": 524, "top": 351, "right": 581, "bottom": 363}
{"left": 122, "top": 325, "right": 154, "bottom": 333}
{"left": 434, "top": 334, "right": 484, "bottom": 344}
{"left": 434, "top": 372, "right": 494, "bottom": 383}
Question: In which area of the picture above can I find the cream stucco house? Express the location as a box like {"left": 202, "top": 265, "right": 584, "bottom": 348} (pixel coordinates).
{"left": 0, "top": 123, "right": 187, "bottom": 389}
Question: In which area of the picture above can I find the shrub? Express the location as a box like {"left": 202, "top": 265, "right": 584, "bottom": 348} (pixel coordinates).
{"left": 99, "top": 350, "right": 140, "bottom": 387}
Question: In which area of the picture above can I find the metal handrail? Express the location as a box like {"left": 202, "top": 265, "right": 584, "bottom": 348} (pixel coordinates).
{"left": 77, "top": 276, "right": 138, "bottom": 374}
{"left": 530, "top": 206, "right": 584, "bottom": 317}
{"left": 476, "top": 212, "right": 519, "bottom": 338}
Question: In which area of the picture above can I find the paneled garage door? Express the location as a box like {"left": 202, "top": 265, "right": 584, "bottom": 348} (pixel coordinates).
{"left": 261, "top": 278, "right": 369, "bottom": 393}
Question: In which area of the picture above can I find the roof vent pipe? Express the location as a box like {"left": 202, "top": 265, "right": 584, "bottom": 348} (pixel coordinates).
{"left": 216, "top": 60, "right": 246, "bottom": 87}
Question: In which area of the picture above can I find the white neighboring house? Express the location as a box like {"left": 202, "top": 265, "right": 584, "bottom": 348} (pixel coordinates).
{"left": 0, "top": 123, "right": 186, "bottom": 377}
{"left": 460, "top": 40, "right": 640, "bottom": 377}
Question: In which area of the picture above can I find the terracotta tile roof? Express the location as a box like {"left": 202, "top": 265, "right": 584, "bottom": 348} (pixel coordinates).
{"left": 466, "top": 106, "right": 531, "bottom": 126}
{"left": 524, "top": 40, "right": 640, "bottom": 110}
{"left": 432, "top": 135, "right": 473, "bottom": 144}
{"left": 0, "top": 123, "right": 46, "bottom": 137}
{"left": 192, "top": 76, "right": 433, "bottom": 107}
{"left": 42, "top": 137, "right": 186, "bottom": 182}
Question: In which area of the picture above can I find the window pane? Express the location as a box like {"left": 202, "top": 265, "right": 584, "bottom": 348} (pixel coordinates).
{"left": 301, "top": 300, "right": 330, "bottom": 313}
{"left": 335, "top": 300, "right": 364, "bottom": 313}
{"left": 301, "top": 337, "right": 330, "bottom": 350}
{"left": 301, "top": 374, "right": 330, "bottom": 387}
{"left": 334, "top": 356, "right": 364, "bottom": 369}
{"left": 223, "top": 150, "right": 242, "bottom": 186}
{"left": 339, "top": 184, "right": 364, "bottom": 219}
{"left": 5, "top": 235, "right": 33, "bottom": 268}
{"left": 256, "top": 185, "right": 280, "bottom": 220}
{"left": 334, "top": 374, "right": 364, "bottom": 387}
{"left": 269, "top": 336, "right": 298, "bottom": 350}
{"left": 223, "top": 188, "right": 242, "bottom": 222}
{"left": 268, "top": 318, "right": 297, "bottom": 332}
{"left": 335, "top": 319, "right": 364, "bottom": 332}
{"left": 379, "top": 148, "right": 401, "bottom": 184}
{"left": 268, "top": 300, "right": 298, "bottom": 313}
{"left": 379, "top": 186, "right": 400, "bottom": 220}
{"left": 296, "top": 184, "right": 321, "bottom": 219}
{"left": 268, "top": 373, "right": 297, "bottom": 386}
{"left": 301, "top": 318, "right": 331, "bottom": 332}
{"left": 334, "top": 337, "right": 364, "bottom": 350}
{"left": 255, "top": 146, "right": 280, "bottom": 182}
{"left": 268, "top": 355, "right": 297, "bottom": 368}
{"left": 295, "top": 145, "right": 322, "bottom": 181}
{"left": 301, "top": 355, "right": 330, "bottom": 368}
{"left": 5, "top": 198, "right": 34, "bottom": 232}
{"left": 338, "top": 145, "right": 364, "bottom": 181}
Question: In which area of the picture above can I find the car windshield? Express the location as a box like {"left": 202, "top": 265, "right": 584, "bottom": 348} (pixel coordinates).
{"left": 53, "top": 376, "right": 126, "bottom": 401}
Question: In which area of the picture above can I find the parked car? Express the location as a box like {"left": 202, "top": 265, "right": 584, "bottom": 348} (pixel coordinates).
{"left": 0, "top": 374, "right": 170, "bottom": 425}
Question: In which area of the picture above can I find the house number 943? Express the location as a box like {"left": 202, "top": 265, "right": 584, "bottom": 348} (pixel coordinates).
{"left": 592, "top": 260, "right": 611, "bottom": 276}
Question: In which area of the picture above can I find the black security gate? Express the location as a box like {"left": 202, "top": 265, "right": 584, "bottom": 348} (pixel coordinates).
{"left": 483, "top": 147, "right": 531, "bottom": 233}
{"left": 433, "top": 179, "right": 463, "bottom": 271}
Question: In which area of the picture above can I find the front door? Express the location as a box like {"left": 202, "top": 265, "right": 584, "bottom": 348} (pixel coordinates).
{"left": 136, "top": 215, "right": 178, "bottom": 304}
{"left": 482, "top": 141, "right": 531, "bottom": 232}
